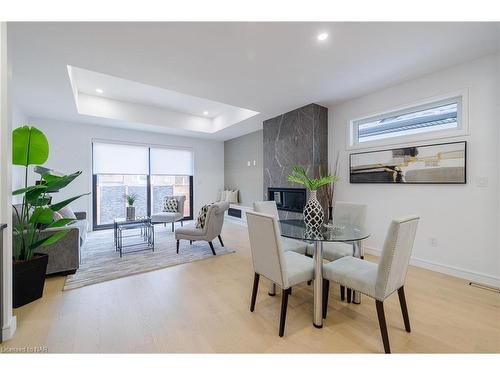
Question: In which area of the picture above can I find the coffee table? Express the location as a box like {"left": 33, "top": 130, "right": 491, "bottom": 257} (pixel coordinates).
{"left": 113, "top": 217, "right": 154, "bottom": 257}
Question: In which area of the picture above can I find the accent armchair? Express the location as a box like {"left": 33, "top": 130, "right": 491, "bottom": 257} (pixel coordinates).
{"left": 175, "top": 201, "right": 229, "bottom": 255}
{"left": 151, "top": 195, "right": 186, "bottom": 231}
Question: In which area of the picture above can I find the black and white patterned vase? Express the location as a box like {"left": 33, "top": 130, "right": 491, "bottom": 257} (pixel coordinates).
{"left": 303, "top": 190, "right": 324, "bottom": 230}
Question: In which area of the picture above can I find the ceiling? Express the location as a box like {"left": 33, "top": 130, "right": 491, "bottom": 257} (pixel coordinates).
{"left": 9, "top": 22, "right": 500, "bottom": 141}
{"left": 68, "top": 65, "right": 259, "bottom": 133}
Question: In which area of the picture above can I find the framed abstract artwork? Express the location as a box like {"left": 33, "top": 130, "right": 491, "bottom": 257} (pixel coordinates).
{"left": 349, "top": 141, "right": 466, "bottom": 184}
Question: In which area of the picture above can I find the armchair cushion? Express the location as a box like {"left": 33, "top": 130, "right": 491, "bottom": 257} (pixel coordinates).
{"left": 175, "top": 225, "right": 206, "bottom": 240}
{"left": 151, "top": 212, "right": 183, "bottom": 223}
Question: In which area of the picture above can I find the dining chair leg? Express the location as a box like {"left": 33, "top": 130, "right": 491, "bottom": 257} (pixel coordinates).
{"left": 347, "top": 288, "right": 352, "bottom": 303}
{"left": 397, "top": 286, "right": 411, "bottom": 332}
{"left": 340, "top": 285, "right": 345, "bottom": 301}
{"left": 322, "top": 279, "right": 330, "bottom": 319}
{"left": 268, "top": 283, "right": 276, "bottom": 296}
{"left": 289, "top": 287, "right": 292, "bottom": 296}
{"left": 171, "top": 222, "right": 174, "bottom": 232}
{"left": 375, "top": 300, "right": 391, "bottom": 354}
{"left": 279, "top": 288, "right": 290, "bottom": 337}
{"left": 189, "top": 240, "right": 193, "bottom": 245}
{"left": 250, "top": 273, "right": 260, "bottom": 312}
{"left": 208, "top": 241, "right": 216, "bottom": 256}
{"left": 218, "top": 235, "right": 224, "bottom": 247}
{"left": 176, "top": 240, "right": 179, "bottom": 254}
{"left": 181, "top": 220, "right": 183, "bottom": 227}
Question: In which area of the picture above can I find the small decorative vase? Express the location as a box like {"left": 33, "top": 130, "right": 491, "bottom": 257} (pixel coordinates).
{"left": 303, "top": 190, "right": 324, "bottom": 230}
{"left": 126, "top": 206, "right": 135, "bottom": 220}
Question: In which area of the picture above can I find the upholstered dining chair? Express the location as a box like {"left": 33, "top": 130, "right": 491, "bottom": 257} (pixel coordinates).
{"left": 306, "top": 201, "right": 367, "bottom": 302}
{"left": 246, "top": 211, "right": 314, "bottom": 337}
{"left": 175, "top": 201, "right": 229, "bottom": 255}
{"left": 322, "top": 216, "right": 419, "bottom": 353}
{"left": 253, "top": 201, "right": 308, "bottom": 255}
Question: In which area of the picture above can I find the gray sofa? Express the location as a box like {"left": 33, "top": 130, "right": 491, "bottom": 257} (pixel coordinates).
{"left": 13, "top": 208, "right": 88, "bottom": 275}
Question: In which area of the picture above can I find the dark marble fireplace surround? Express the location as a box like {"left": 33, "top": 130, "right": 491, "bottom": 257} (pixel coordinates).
{"left": 263, "top": 103, "right": 328, "bottom": 220}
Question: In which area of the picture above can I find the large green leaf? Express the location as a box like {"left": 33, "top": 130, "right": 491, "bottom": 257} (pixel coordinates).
{"left": 29, "top": 207, "right": 54, "bottom": 225}
{"left": 12, "top": 126, "right": 49, "bottom": 166}
{"left": 49, "top": 193, "right": 90, "bottom": 212}
{"left": 46, "top": 218, "right": 75, "bottom": 228}
{"left": 29, "top": 230, "right": 70, "bottom": 250}
{"left": 12, "top": 185, "right": 45, "bottom": 196}
{"left": 25, "top": 185, "right": 48, "bottom": 205}
{"left": 43, "top": 171, "right": 82, "bottom": 193}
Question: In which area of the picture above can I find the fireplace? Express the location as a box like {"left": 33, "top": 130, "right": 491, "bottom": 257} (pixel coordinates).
{"left": 268, "top": 187, "right": 306, "bottom": 213}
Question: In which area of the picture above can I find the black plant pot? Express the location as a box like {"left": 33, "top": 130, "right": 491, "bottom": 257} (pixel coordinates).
{"left": 13, "top": 253, "right": 49, "bottom": 308}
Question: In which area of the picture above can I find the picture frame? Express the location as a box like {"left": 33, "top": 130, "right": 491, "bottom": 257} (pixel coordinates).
{"left": 349, "top": 141, "right": 466, "bottom": 184}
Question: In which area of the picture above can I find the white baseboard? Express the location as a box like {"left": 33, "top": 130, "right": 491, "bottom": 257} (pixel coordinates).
{"left": 1, "top": 315, "right": 17, "bottom": 341}
{"left": 364, "top": 246, "right": 500, "bottom": 289}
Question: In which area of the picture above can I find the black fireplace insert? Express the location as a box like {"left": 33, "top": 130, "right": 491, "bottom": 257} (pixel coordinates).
{"left": 267, "top": 187, "right": 306, "bottom": 213}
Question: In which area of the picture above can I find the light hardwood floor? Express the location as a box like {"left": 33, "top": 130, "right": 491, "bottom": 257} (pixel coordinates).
{"left": 1, "top": 220, "right": 499, "bottom": 353}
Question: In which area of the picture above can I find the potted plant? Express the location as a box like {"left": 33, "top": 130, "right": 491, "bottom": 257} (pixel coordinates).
{"left": 287, "top": 165, "right": 337, "bottom": 230}
{"left": 125, "top": 193, "right": 138, "bottom": 220}
{"left": 12, "top": 125, "right": 88, "bottom": 308}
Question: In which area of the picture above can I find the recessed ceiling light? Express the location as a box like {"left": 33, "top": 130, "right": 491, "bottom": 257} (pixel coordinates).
{"left": 317, "top": 33, "right": 328, "bottom": 41}
{"left": 95, "top": 88, "right": 103, "bottom": 94}
{"left": 203, "top": 111, "right": 209, "bottom": 115}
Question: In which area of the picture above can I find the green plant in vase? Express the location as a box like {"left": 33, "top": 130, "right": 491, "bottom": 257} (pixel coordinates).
{"left": 125, "top": 192, "right": 138, "bottom": 220}
{"left": 287, "top": 165, "right": 337, "bottom": 230}
{"left": 12, "top": 125, "right": 88, "bottom": 307}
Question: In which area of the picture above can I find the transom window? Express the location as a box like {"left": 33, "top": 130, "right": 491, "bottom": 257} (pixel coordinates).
{"left": 351, "top": 96, "right": 463, "bottom": 147}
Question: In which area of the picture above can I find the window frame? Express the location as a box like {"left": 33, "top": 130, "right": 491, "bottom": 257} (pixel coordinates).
{"left": 91, "top": 141, "right": 194, "bottom": 230}
{"left": 347, "top": 90, "right": 469, "bottom": 151}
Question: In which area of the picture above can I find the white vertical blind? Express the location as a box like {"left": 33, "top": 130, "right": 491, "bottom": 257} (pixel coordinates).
{"left": 150, "top": 147, "right": 193, "bottom": 175}
{"left": 93, "top": 142, "right": 149, "bottom": 174}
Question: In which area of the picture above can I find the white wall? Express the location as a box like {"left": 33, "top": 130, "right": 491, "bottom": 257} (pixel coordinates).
{"left": 1, "top": 22, "right": 16, "bottom": 341}
{"left": 11, "top": 105, "right": 28, "bottom": 197}
{"left": 329, "top": 53, "right": 500, "bottom": 287}
{"left": 15, "top": 117, "right": 225, "bottom": 226}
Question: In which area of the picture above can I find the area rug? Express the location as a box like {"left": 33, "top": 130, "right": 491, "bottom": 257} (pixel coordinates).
{"left": 63, "top": 226, "right": 235, "bottom": 291}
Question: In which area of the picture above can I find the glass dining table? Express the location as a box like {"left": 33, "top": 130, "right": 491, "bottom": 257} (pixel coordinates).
{"left": 279, "top": 219, "right": 370, "bottom": 328}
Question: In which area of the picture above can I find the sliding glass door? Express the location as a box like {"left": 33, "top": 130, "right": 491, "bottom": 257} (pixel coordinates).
{"left": 92, "top": 142, "right": 193, "bottom": 230}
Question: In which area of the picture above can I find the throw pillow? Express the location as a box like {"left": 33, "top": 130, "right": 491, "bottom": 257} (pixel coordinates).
{"left": 225, "top": 190, "right": 239, "bottom": 203}
{"left": 219, "top": 190, "right": 227, "bottom": 202}
{"left": 52, "top": 211, "right": 64, "bottom": 221}
{"left": 195, "top": 203, "right": 212, "bottom": 229}
{"left": 162, "top": 197, "right": 178, "bottom": 213}
{"left": 57, "top": 206, "right": 77, "bottom": 219}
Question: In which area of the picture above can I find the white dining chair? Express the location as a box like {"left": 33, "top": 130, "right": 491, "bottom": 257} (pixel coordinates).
{"left": 307, "top": 201, "right": 367, "bottom": 302}
{"left": 253, "top": 201, "right": 308, "bottom": 255}
{"left": 246, "top": 211, "right": 314, "bottom": 337}
{"left": 322, "top": 216, "right": 419, "bottom": 353}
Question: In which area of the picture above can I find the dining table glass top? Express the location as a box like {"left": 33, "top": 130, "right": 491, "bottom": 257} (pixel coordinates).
{"left": 279, "top": 219, "right": 370, "bottom": 242}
